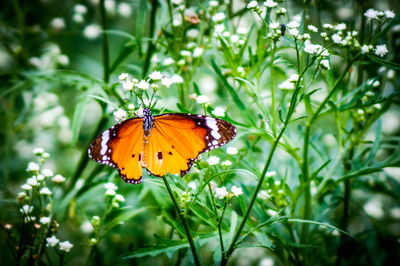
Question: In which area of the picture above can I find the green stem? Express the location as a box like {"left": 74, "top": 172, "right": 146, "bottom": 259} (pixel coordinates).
{"left": 99, "top": 0, "right": 110, "bottom": 83}
{"left": 142, "top": 0, "right": 158, "bottom": 78}
{"left": 270, "top": 41, "right": 277, "bottom": 136}
{"left": 208, "top": 183, "right": 225, "bottom": 254}
{"left": 162, "top": 176, "right": 200, "bottom": 266}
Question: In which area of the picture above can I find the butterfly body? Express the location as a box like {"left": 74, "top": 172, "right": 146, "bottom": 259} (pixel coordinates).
{"left": 89, "top": 108, "right": 236, "bottom": 184}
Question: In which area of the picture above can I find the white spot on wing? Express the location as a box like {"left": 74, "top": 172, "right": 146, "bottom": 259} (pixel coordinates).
{"left": 100, "top": 130, "right": 110, "bottom": 155}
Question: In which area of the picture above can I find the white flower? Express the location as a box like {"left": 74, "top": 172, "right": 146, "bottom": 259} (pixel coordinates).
{"left": 42, "top": 168, "right": 53, "bottom": 177}
{"left": 33, "top": 148, "right": 44, "bottom": 155}
{"left": 136, "top": 80, "right": 150, "bottom": 90}
{"left": 209, "top": 1, "right": 219, "bottom": 7}
{"left": 196, "top": 95, "right": 210, "bottom": 104}
{"left": 105, "top": 189, "right": 116, "bottom": 196}
{"left": 40, "top": 187, "right": 52, "bottom": 195}
{"left": 214, "top": 24, "right": 225, "bottom": 33}
{"left": 231, "top": 185, "right": 243, "bottom": 196}
{"left": 59, "top": 241, "right": 73, "bottom": 252}
{"left": 83, "top": 24, "right": 101, "bottom": 39}
{"left": 364, "top": 9, "right": 378, "bottom": 20}
{"left": 21, "top": 184, "right": 32, "bottom": 190}
{"left": 361, "top": 45, "right": 370, "bottom": 54}
{"left": 27, "top": 177, "right": 39, "bottom": 186}
{"left": 266, "top": 171, "right": 276, "bottom": 177}
{"left": 187, "top": 29, "right": 199, "bottom": 38}
{"left": 18, "top": 192, "right": 26, "bottom": 198}
{"left": 180, "top": 50, "right": 191, "bottom": 57}
{"left": 287, "top": 21, "right": 299, "bottom": 29}
{"left": 222, "top": 160, "right": 232, "bottom": 167}
{"left": 278, "top": 80, "right": 295, "bottom": 90}
{"left": 171, "top": 0, "right": 183, "bottom": 4}
{"left": 375, "top": 44, "right": 388, "bottom": 57}
{"left": 384, "top": 10, "right": 395, "bottom": 19}
{"left": 149, "top": 71, "right": 163, "bottom": 80}
{"left": 74, "top": 4, "right": 87, "bottom": 14}
{"left": 304, "top": 41, "right": 318, "bottom": 54}
{"left": 288, "top": 74, "right": 299, "bottom": 82}
{"left": 212, "top": 12, "right": 226, "bottom": 23}
{"left": 115, "top": 194, "right": 125, "bottom": 202}
{"left": 171, "top": 74, "right": 184, "bottom": 83}
{"left": 331, "top": 34, "right": 342, "bottom": 44}
{"left": 323, "top": 23, "right": 334, "bottom": 30}
{"left": 20, "top": 205, "right": 33, "bottom": 214}
{"left": 40, "top": 217, "right": 51, "bottom": 224}
{"left": 264, "top": 0, "right": 277, "bottom": 8}
{"left": 113, "top": 109, "right": 127, "bottom": 122}
{"left": 52, "top": 174, "right": 66, "bottom": 183}
{"left": 335, "top": 23, "right": 346, "bottom": 31}
{"left": 308, "top": 25, "right": 318, "bottom": 32}
{"left": 80, "top": 221, "right": 94, "bottom": 233}
{"left": 173, "top": 14, "right": 182, "bottom": 26}
{"left": 162, "top": 57, "right": 175, "bottom": 66}
{"left": 320, "top": 59, "right": 330, "bottom": 70}
{"left": 215, "top": 186, "right": 228, "bottom": 199}
{"left": 58, "top": 54, "right": 69, "bottom": 65}
{"left": 27, "top": 162, "right": 40, "bottom": 172}
{"left": 364, "top": 198, "right": 383, "bottom": 219}
{"left": 46, "top": 236, "right": 59, "bottom": 247}
{"left": 207, "top": 155, "right": 220, "bottom": 165}
{"left": 188, "top": 181, "right": 197, "bottom": 191}
{"left": 118, "top": 2, "right": 132, "bottom": 17}
{"left": 122, "top": 80, "right": 134, "bottom": 91}
{"left": 161, "top": 77, "right": 173, "bottom": 87}
{"left": 212, "top": 107, "right": 225, "bottom": 117}
{"left": 247, "top": 1, "right": 258, "bottom": 9}
{"left": 104, "top": 182, "right": 118, "bottom": 190}
{"left": 193, "top": 47, "right": 204, "bottom": 58}
{"left": 119, "top": 73, "right": 129, "bottom": 81}
{"left": 288, "top": 28, "right": 299, "bottom": 36}
{"left": 50, "top": 18, "right": 65, "bottom": 30}
{"left": 227, "top": 147, "right": 238, "bottom": 155}
{"left": 73, "top": 14, "right": 84, "bottom": 23}
{"left": 269, "top": 22, "right": 280, "bottom": 29}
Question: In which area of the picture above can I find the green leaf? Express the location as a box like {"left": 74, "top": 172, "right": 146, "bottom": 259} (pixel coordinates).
{"left": 71, "top": 96, "right": 89, "bottom": 146}
{"left": 367, "top": 55, "right": 400, "bottom": 70}
{"left": 226, "top": 211, "right": 238, "bottom": 246}
{"left": 109, "top": 43, "right": 137, "bottom": 75}
{"left": 136, "top": 0, "right": 147, "bottom": 55}
{"left": 287, "top": 219, "right": 356, "bottom": 239}
{"left": 103, "top": 207, "right": 147, "bottom": 234}
{"left": 87, "top": 94, "right": 118, "bottom": 107}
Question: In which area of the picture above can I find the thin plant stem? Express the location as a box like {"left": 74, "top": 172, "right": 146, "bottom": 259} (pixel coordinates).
{"left": 142, "top": 0, "right": 158, "bottom": 78}
{"left": 270, "top": 41, "right": 277, "bottom": 136}
{"left": 208, "top": 183, "right": 225, "bottom": 255}
{"left": 162, "top": 176, "right": 200, "bottom": 266}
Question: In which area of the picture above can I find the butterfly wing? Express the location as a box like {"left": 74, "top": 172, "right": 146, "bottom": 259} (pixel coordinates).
{"left": 143, "top": 114, "right": 236, "bottom": 177}
{"left": 88, "top": 118, "right": 144, "bottom": 184}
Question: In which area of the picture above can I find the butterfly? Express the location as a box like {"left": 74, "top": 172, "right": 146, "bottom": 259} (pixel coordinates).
{"left": 88, "top": 108, "right": 237, "bottom": 184}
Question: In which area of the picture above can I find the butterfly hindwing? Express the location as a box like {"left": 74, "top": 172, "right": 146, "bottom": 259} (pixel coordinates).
{"left": 88, "top": 118, "right": 144, "bottom": 184}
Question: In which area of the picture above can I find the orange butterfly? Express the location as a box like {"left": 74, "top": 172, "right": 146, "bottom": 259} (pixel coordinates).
{"left": 88, "top": 108, "right": 237, "bottom": 184}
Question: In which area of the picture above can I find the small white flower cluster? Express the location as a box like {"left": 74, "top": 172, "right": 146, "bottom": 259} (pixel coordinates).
{"left": 247, "top": 0, "right": 278, "bottom": 15}
{"left": 46, "top": 235, "right": 73, "bottom": 252}
{"left": 119, "top": 71, "right": 183, "bottom": 93}
{"left": 214, "top": 24, "right": 248, "bottom": 50}
{"left": 279, "top": 74, "right": 300, "bottom": 90}
{"left": 104, "top": 182, "right": 125, "bottom": 207}
{"left": 267, "top": 22, "right": 285, "bottom": 40}
{"left": 364, "top": 9, "right": 395, "bottom": 20}
{"left": 72, "top": 4, "right": 88, "bottom": 23}
{"left": 215, "top": 185, "right": 243, "bottom": 199}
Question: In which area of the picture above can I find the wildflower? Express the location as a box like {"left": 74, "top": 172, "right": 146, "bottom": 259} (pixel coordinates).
{"left": 320, "top": 59, "right": 330, "bottom": 70}
{"left": 231, "top": 185, "right": 243, "bottom": 196}
{"left": 364, "top": 198, "right": 383, "bottom": 219}
{"left": 308, "top": 25, "right": 318, "bottom": 32}
{"left": 180, "top": 50, "right": 191, "bottom": 57}
{"left": 384, "top": 10, "right": 395, "bottom": 19}
{"left": 122, "top": 80, "right": 134, "bottom": 91}
{"left": 187, "top": 29, "right": 199, "bottom": 38}
{"left": 212, "top": 107, "right": 225, "bottom": 117}
{"left": 50, "top": 18, "right": 65, "bottom": 30}
{"left": 196, "top": 95, "right": 210, "bottom": 104}
{"left": 171, "top": 74, "right": 184, "bottom": 83}
{"left": 172, "top": 14, "right": 182, "bottom": 26}
{"left": 40, "top": 187, "right": 52, "bottom": 195}
{"left": 24, "top": 216, "right": 36, "bottom": 223}
{"left": 5, "top": 224, "right": 12, "bottom": 230}
{"left": 227, "top": 147, "right": 238, "bottom": 155}
{"left": 304, "top": 41, "right": 318, "bottom": 54}
{"left": 266, "top": 171, "right": 276, "bottom": 177}
{"left": 171, "top": 0, "right": 183, "bottom": 4}
{"left": 104, "top": 182, "right": 118, "bottom": 190}
{"left": 276, "top": 7, "right": 286, "bottom": 15}
{"left": 215, "top": 186, "right": 228, "bottom": 199}
{"left": 193, "top": 47, "right": 204, "bottom": 57}
{"left": 181, "top": 191, "right": 191, "bottom": 203}
{"left": 288, "top": 74, "right": 299, "bottom": 82}
{"left": 209, "top": 1, "right": 218, "bottom": 7}
{"left": 215, "top": 24, "right": 225, "bottom": 33}
{"left": 269, "top": 22, "right": 280, "bottom": 29}
{"left": 27, "top": 162, "right": 40, "bottom": 172}
{"left": 364, "top": 9, "right": 378, "bottom": 20}
{"left": 113, "top": 109, "right": 127, "bottom": 122}
{"left": 74, "top": 4, "right": 87, "bottom": 14}
{"left": 21, "top": 184, "right": 32, "bottom": 190}
{"left": 118, "top": 2, "right": 132, "bottom": 17}
{"left": 20, "top": 205, "right": 33, "bottom": 214}
{"left": 73, "top": 14, "right": 84, "bottom": 23}
{"left": 335, "top": 23, "right": 346, "bottom": 31}
{"left": 222, "top": 160, "right": 232, "bottom": 167}
{"left": 300, "top": 33, "right": 311, "bottom": 40}
{"left": 162, "top": 57, "right": 174, "bottom": 66}
{"left": 207, "top": 155, "right": 220, "bottom": 165}
{"left": 105, "top": 189, "right": 116, "bottom": 196}
{"left": 80, "top": 221, "right": 94, "bottom": 233}
{"left": 264, "top": 0, "right": 277, "bottom": 8}
{"left": 149, "top": 71, "right": 163, "bottom": 80}
{"left": 52, "top": 174, "right": 66, "bottom": 183}
{"left": 46, "top": 236, "right": 59, "bottom": 247}
{"left": 375, "top": 44, "right": 388, "bottom": 57}
{"left": 247, "top": 1, "right": 258, "bottom": 9}
{"left": 361, "top": 45, "right": 370, "bottom": 54}
{"left": 288, "top": 28, "right": 299, "bottom": 36}
{"left": 212, "top": 12, "right": 226, "bottom": 23}
{"left": 278, "top": 80, "right": 295, "bottom": 90}
{"left": 33, "top": 148, "right": 44, "bottom": 155}
{"left": 115, "top": 194, "right": 125, "bottom": 202}
{"left": 83, "top": 24, "right": 101, "bottom": 39}
{"left": 58, "top": 54, "right": 69, "bottom": 66}
{"left": 161, "top": 77, "right": 173, "bottom": 87}
{"left": 59, "top": 241, "right": 73, "bottom": 252}
{"left": 267, "top": 209, "right": 278, "bottom": 216}
{"left": 188, "top": 181, "right": 197, "bottom": 191}
{"left": 136, "top": 80, "right": 150, "bottom": 90}
{"left": 119, "top": 73, "right": 129, "bottom": 81}
{"left": 40, "top": 217, "right": 51, "bottom": 224}
{"left": 287, "top": 21, "right": 299, "bottom": 28}
{"left": 42, "top": 168, "right": 53, "bottom": 177}
{"left": 331, "top": 34, "right": 342, "bottom": 44}
{"left": 27, "top": 177, "right": 39, "bottom": 186}
{"left": 322, "top": 23, "right": 334, "bottom": 30}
